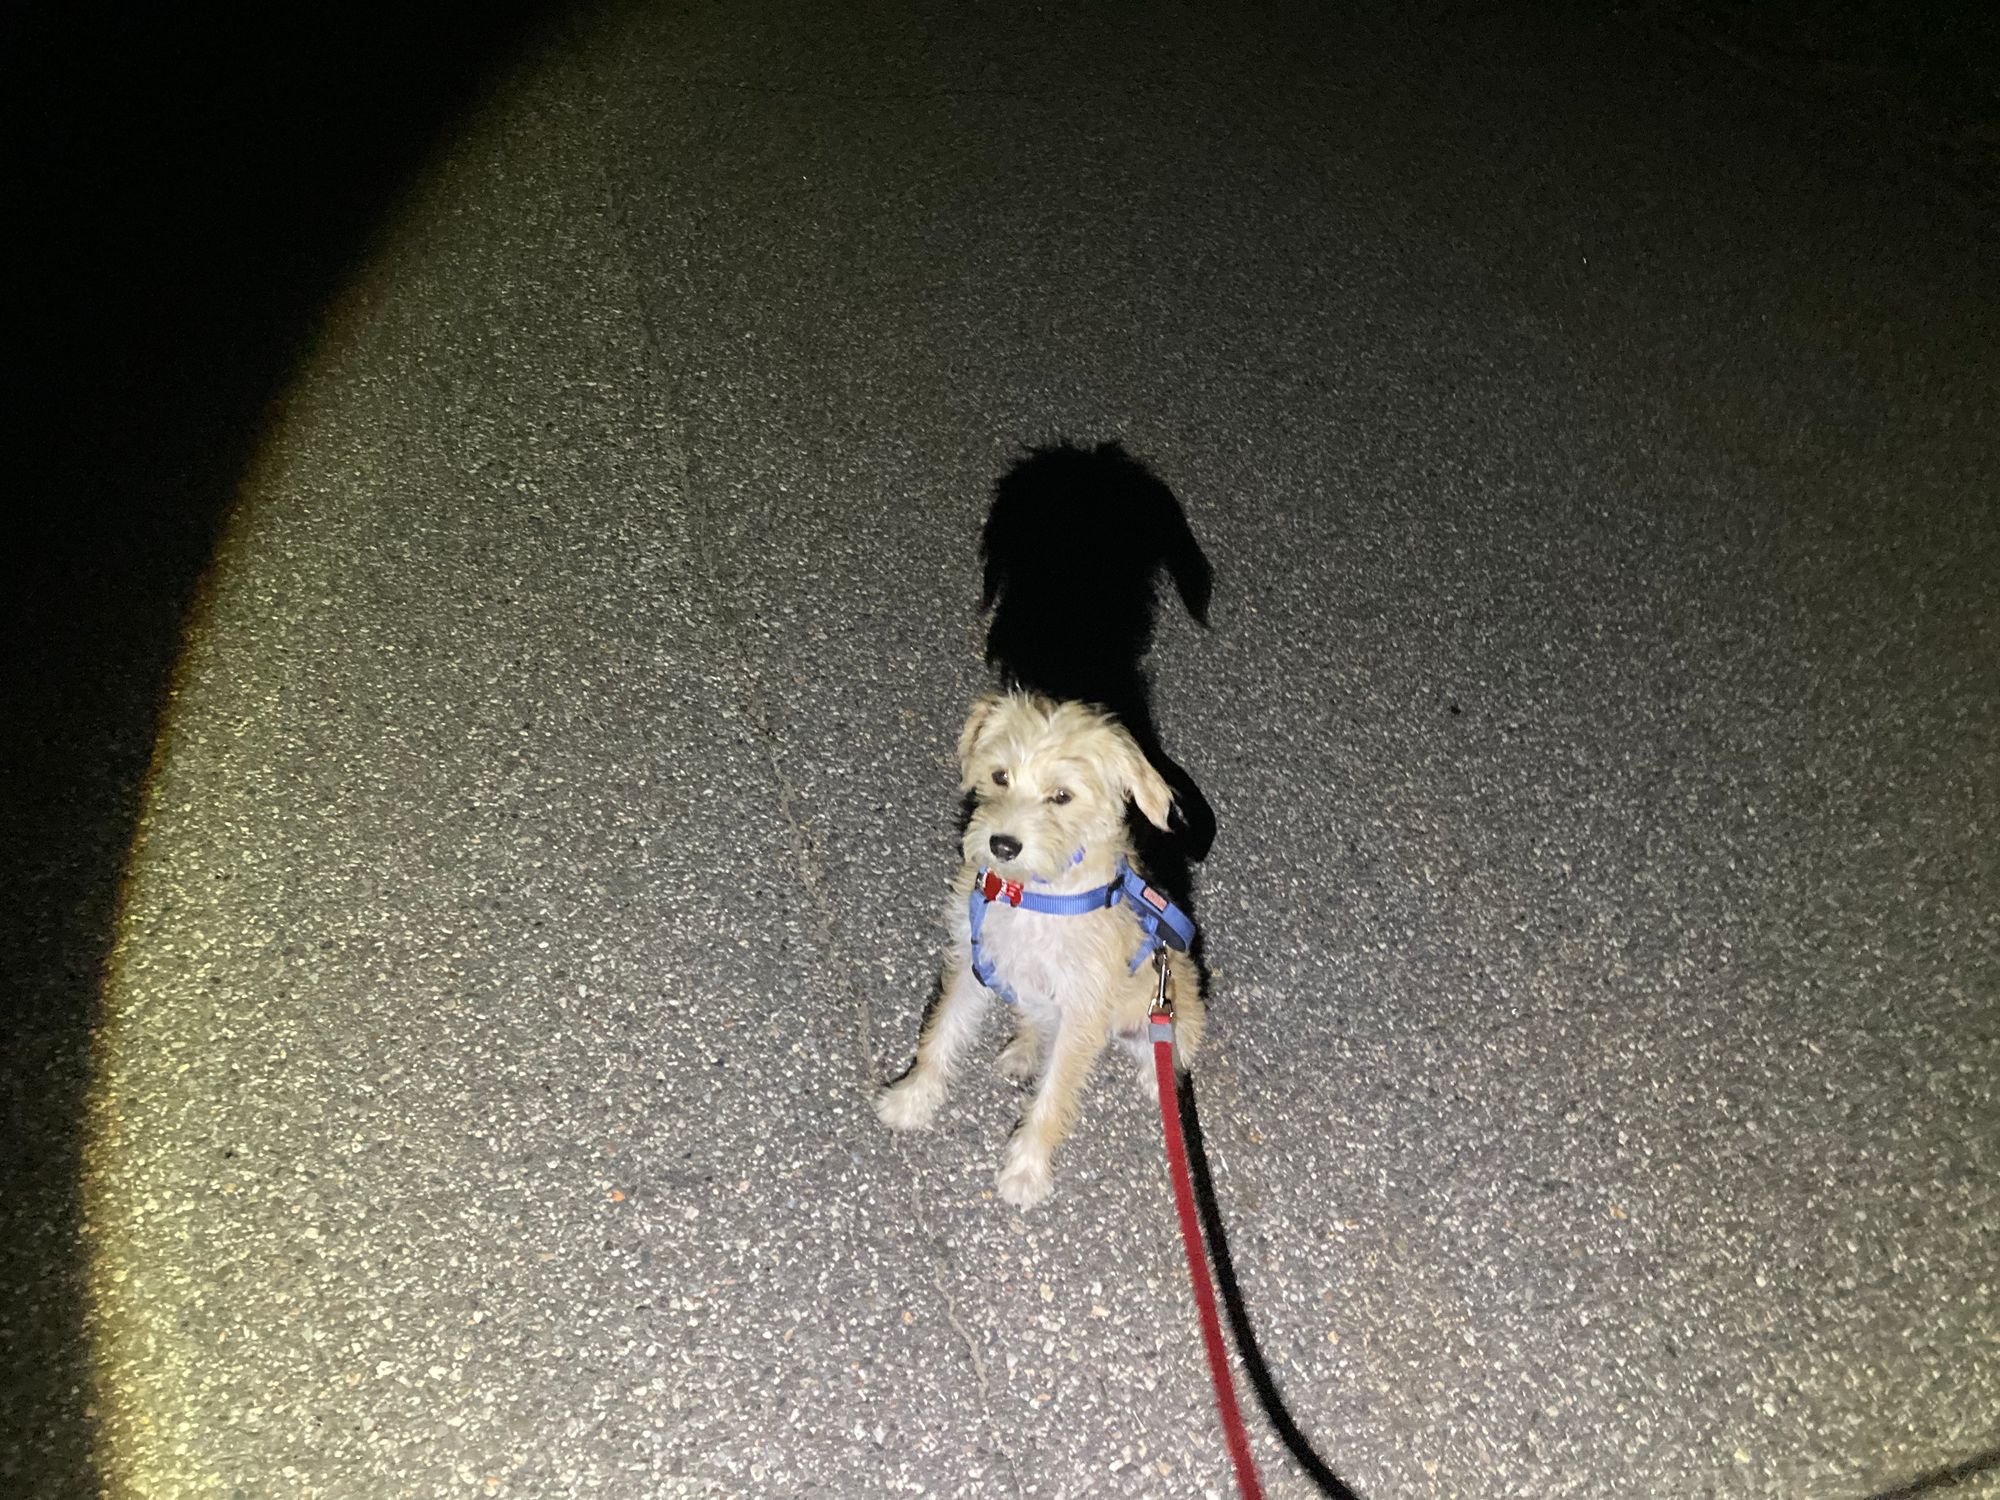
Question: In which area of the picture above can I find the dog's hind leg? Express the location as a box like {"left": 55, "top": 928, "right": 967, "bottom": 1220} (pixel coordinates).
{"left": 876, "top": 961, "right": 986, "bottom": 1131}
{"left": 995, "top": 1016, "right": 1045, "bottom": 1084}
{"left": 1117, "top": 1025, "right": 1165, "bottom": 1104}
{"left": 996, "top": 1011, "right": 1107, "bottom": 1208}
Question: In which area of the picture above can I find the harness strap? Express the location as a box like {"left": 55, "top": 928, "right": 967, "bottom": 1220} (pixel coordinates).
{"left": 1117, "top": 866, "right": 1196, "bottom": 970}
{"left": 967, "top": 860, "right": 1195, "bottom": 1005}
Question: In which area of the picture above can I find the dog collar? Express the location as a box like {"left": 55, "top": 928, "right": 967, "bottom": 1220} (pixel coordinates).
{"left": 967, "top": 859, "right": 1195, "bottom": 1005}
{"left": 973, "top": 866, "right": 1119, "bottom": 914}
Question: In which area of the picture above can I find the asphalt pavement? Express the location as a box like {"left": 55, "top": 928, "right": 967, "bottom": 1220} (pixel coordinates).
{"left": 30, "top": 2, "right": 2000, "bottom": 1497}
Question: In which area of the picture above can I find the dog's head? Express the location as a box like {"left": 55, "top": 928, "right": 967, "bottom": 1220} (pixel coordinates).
{"left": 955, "top": 692, "right": 1173, "bottom": 881}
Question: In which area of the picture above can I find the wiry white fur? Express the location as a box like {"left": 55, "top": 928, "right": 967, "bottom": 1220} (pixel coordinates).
{"left": 875, "top": 692, "right": 1204, "bottom": 1208}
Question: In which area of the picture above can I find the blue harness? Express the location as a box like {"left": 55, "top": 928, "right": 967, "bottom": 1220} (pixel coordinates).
{"left": 967, "top": 857, "right": 1197, "bottom": 1006}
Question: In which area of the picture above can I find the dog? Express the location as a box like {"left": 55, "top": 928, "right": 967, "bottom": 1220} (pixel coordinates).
{"left": 875, "top": 691, "right": 1206, "bottom": 1207}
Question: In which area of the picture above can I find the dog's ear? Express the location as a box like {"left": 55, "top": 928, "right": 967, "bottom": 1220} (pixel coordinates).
{"left": 1120, "top": 740, "right": 1177, "bottom": 832}
{"left": 956, "top": 693, "right": 1005, "bottom": 784}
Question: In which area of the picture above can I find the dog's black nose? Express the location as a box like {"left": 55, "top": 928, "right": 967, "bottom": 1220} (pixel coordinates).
{"left": 988, "top": 834, "right": 1023, "bottom": 862}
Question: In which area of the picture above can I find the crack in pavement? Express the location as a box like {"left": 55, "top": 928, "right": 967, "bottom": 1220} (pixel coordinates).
{"left": 748, "top": 701, "right": 878, "bottom": 1089}
{"left": 911, "top": 1174, "right": 1028, "bottom": 1500}
{"left": 591, "top": 56, "right": 878, "bottom": 1091}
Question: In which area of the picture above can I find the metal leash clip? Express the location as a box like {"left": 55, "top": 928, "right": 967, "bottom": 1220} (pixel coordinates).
{"left": 1149, "top": 945, "right": 1175, "bottom": 1040}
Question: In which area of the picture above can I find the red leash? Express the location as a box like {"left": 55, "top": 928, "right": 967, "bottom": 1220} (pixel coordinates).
{"left": 1151, "top": 980, "right": 1266, "bottom": 1500}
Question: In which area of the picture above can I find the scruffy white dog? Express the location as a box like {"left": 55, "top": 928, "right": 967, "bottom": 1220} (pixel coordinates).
{"left": 876, "top": 691, "right": 1205, "bottom": 1208}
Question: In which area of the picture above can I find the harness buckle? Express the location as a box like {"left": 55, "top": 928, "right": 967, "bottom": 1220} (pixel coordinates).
{"left": 979, "top": 870, "right": 1024, "bottom": 906}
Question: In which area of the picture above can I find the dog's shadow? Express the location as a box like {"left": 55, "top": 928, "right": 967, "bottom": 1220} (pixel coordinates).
{"left": 971, "top": 440, "right": 1216, "bottom": 918}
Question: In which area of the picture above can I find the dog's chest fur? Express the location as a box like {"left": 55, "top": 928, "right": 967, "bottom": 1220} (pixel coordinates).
{"left": 955, "top": 898, "right": 1136, "bottom": 1021}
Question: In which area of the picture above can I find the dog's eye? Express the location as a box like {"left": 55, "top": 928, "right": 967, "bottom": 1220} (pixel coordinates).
{"left": 992, "top": 769, "right": 1009, "bottom": 787}
{"left": 1048, "top": 788, "right": 1072, "bottom": 806}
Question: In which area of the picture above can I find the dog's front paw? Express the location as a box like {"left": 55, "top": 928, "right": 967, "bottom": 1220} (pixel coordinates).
{"left": 875, "top": 1077, "right": 942, "bottom": 1132}
{"left": 995, "top": 1149, "right": 1054, "bottom": 1209}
